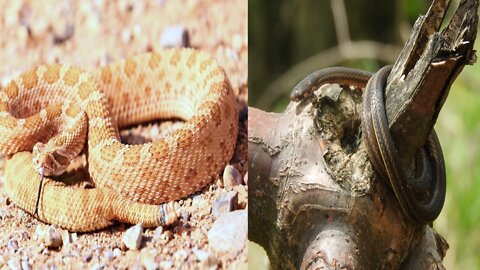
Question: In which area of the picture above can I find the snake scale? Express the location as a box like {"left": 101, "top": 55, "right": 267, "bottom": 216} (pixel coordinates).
{"left": 291, "top": 66, "right": 446, "bottom": 224}
{"left": 1, "top": 49, "right": 238, "bottom": 232}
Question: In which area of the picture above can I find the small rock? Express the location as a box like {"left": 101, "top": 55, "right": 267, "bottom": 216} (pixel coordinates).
{"left": 228, "top": 47, "right": 239, "bottom": 62}
{"left": 0, "top": 208, "right": 10, "bottom": 219}
{"left": 232, "top": 33, "right": 243, "bottom": 52}
{"left": 93, "top": 244, "right": 104, "bottom": 257}
{"left": 208, "top": 210, "right": 247, "bottom": 257}
{"left": 29, "top": 18, "right": 48, "bottom": 38}
{"left": 113, "top": 248, "right": 122, "bottom": 258}
{"left": 159, "top": 260, "right": 173, "bottom": 269}
{"left": 90, "top": 263, "right": 107, "bottom": 270}
{"left": 62, "top": 255, "right": 73, "bottom": 265}
{"left": 158, "top": 230, "right": 174, "bottom": 245}
{"left": 181, "top": 230, "right": 190, "bottom": 239}
{"left": 159, "top": 25, "right": 189, "bottom": 48}
{"left": 61, "top": 230, "right": 71, "bottom": 246}
{"left": 141, "top": 252, "right": 158, "bottom": 270}
{"left": 71, "top": 233, "right": 78, "bottom": 242}
{"left": 216, "top": 178, "right": 224, "bottom": 189}
{"left": 7, "top": 239, "right": 19, "bottom": 252}
{"left": 52, "top": 23, "right": 74, "bottom": 44}
{"left": 4, "top": 1, "right": 21, "bottom": 27}
{"left": 34, "top": 224, "right": 47, "bottom": 239}
{"left": 123, "top": 250, "right": 139, "bottom": 263}
{"left": 82, "top": 252, "right": 93, "bottom": 263}
{"left": 149, "top": 125, "right": 160, "bottom": 138}
{"left": 173, "top": 249, "right": 188, "bottom": 265}
{"left": 132, "top": 24, "right": 142, "bottom": 38}
{"left": 121, "top": 28, "right": 132, "bottom": 43}
{"left": 223, "top": 165, "right": 242, "bottom": 187}
{"left": 17, "top": 209, "right": 28, "bottom": 218}
{"left": 130, "top": 262, "right": 146, "bottom": 270}
{"left": 43, "top": 225, "right": 63, "bottom": 248}
{"left": 212, "top": 191, "right": 238, "bottom": 218}
{"left": 243, "top": 172, "right": 248, "bottom": 185}
{"left": 21, "top": 260, "right": 31, "bottom": 270}
{"left": 193, "top": 197, "right": 211, "bottom": 219}
{"left": 161, "top": 247, "right": 171, "bottom": 255}
{"left": 122, "top": 223, "right": 143, "bottom": 250}
{"left": 32, "top": 243, "right": 45, "bottom": 255}
{"left": 153, "top": 226, "right": 163, "bottom": 240}
{"left": 193, "top": 249, "right": 218, "bottom": 269}
{"left": 192, "top": 194, "right": 203, "bottom": 204}
{"left": 7, "top": 258, "right": 21, "bottom": 270}
{"left": 104, "top": 249, "right": 114, "bottom": 261}
{"left": 193, "top": 249, "right": 209, "bottom": 261}
{"left": 180, "top": 211, "right": 190, "bottom": 222}
{"left": 237, "top": 186, "right": 248, "bottom": 209}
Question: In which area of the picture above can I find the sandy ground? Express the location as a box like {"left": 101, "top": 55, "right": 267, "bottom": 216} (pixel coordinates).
{"left": 0, "top": 0, "right": 247, "bottom": 269}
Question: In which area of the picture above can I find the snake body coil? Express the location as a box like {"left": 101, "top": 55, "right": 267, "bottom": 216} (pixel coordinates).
{"left": 2, "top": 49, "right": 238, "bottom": 232}
{"left": 291, "top": 66, "right": 446, "bottom": 223}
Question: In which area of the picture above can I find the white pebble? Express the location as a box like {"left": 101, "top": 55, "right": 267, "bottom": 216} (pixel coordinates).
{"left": 159, "top": 261, "right": 173, "bottom": 269}
{"left": 141, "top": 252, "right": 157, "bottom": 270}
{"left": 122, "top": 223, "right": 143, "bottom": 250}
{"left": 42, "top": 225, "right": 63, "bottom": 248}
{"left": 223, "top": 165, "right": 242, "bottom": 187}
{"left": 160, "top": 25, "right": 189, "bottom": 48}
{"left": 173, "top": 249, "right": 188, "bottom": 264}
{"left": 7, "top": 258, "right": 21, "bottom": 270}
{"left": 113, "top": 248, "right": 122, "bottom": 258}
{"left": 61, "top": 230, "right": 71, "bottom": 246}
{"left": 21, "top": 260, "right": 31, "bottom": 270}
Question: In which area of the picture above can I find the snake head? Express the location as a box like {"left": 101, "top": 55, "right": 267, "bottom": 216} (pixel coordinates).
{"left": 32, "top": 141, "right": 73, "bottom": 176}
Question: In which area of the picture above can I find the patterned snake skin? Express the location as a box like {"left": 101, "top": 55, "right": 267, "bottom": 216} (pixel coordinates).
{"left": 1, "top": 49, "right": 238, "bottom": 232}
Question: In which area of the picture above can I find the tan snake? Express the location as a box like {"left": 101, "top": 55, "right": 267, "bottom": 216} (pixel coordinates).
{"left": 1, "top": 49, "right": 238, "bottom": 232}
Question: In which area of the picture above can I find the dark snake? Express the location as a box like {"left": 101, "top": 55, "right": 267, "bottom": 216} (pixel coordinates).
{"left": 290, "top": 66, "right": 446, "bottom": 224}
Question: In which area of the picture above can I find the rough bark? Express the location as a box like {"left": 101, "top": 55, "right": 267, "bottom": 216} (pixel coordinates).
{"left": 248, "top": 0, "right": 478, "bottom": 269}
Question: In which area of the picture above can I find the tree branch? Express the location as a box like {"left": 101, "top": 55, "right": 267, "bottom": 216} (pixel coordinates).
{"left": 386, "top": 0, "right": 478, "bottom": 170}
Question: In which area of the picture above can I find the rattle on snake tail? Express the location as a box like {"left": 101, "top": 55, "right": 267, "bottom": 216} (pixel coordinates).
{"left": 1, "top": 49, "right": 238, "bottom": 232}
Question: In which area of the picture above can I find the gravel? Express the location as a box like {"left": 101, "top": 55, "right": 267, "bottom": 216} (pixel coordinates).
{"left": 0, "top": 0, "right": 247, "bottom": 268}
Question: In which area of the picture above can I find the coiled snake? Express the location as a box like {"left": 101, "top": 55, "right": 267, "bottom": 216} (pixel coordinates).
{"left": 1, "top": 49, "right": 238, "bottom": 232}
{"left": 291, "top": 66, "right": 446, "bottom": 224}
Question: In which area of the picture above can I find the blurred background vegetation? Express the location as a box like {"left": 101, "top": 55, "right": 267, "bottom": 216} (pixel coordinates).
{"left": 248, "top": 0, "right": 480, "bottom": 268}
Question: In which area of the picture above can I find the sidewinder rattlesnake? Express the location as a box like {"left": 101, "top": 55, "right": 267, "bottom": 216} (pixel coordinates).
{"left": 1, "top": 49, "right": 238, "bottom": 232}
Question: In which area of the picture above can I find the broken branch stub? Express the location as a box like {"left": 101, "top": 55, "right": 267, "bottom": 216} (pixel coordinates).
{"left": 386, "top": 0, "right": 478, "bottom": 170}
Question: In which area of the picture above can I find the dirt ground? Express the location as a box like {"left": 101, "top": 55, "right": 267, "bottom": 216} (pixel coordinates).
{"left": 0, "top": 0, "right": 247, "bottom": 269}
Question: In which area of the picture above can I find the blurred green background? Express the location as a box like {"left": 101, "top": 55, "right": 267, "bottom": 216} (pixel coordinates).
{"left": 249, "top": 0, "right": 480, "bottom": 268}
